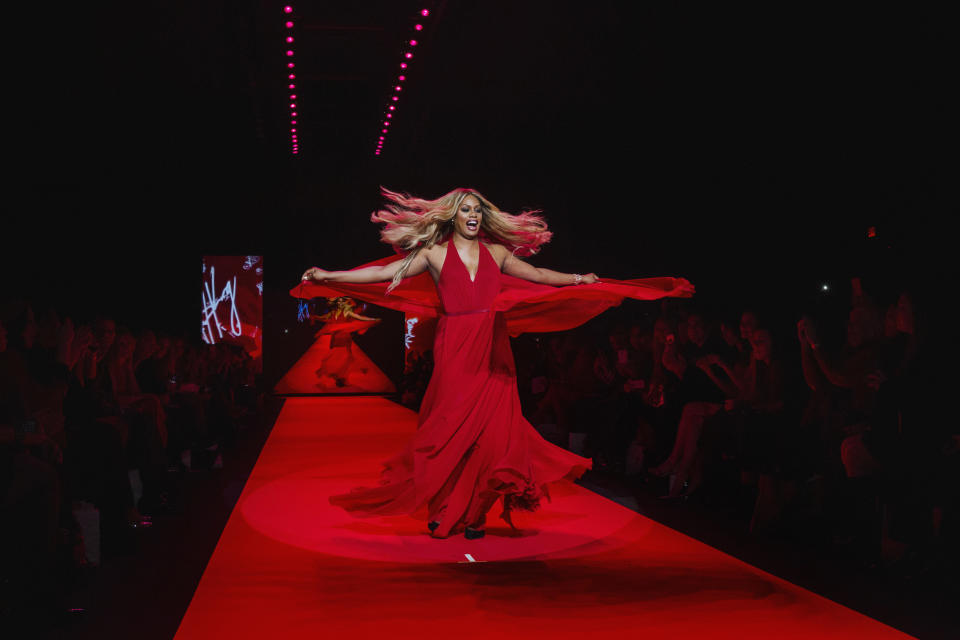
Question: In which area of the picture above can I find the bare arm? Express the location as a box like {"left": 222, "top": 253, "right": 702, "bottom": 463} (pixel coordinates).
{"left": 797, "top": 318, "right": 824, "bottom": 391}
{"left": 303, "top": 249, "right": 430, "bottom": 284}
{"left": 699, "top": 359, "right": 741, "bottom": 397}
{"left": 498, "top": 247, "right": 598, "bottom": 286}
{"left": 713, "top": 358, "right": 745, "bottom": 392}
{"left": 797, "top": 317, "right": 855, "bottom": 389}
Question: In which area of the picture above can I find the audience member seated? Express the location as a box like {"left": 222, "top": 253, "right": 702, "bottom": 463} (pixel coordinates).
{"left": 649, "top": 312, "right": 735, "bottom": 498}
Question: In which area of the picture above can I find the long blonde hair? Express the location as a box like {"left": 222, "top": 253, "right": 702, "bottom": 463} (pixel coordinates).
{"left": 371, "top": 186, "right": 552, "bottom": 292}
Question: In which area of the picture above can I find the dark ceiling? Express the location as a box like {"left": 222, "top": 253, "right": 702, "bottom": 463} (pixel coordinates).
{"left": 14, "top": 1, "right": 955, "bottom": 329}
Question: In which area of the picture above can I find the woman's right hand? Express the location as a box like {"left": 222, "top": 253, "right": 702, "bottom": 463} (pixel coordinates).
{"left": 302, "top": 267, "right": 331, "bottom": 283}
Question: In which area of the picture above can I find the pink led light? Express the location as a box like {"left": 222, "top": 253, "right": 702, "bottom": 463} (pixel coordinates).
{"left": 284, "top": 6, "right": 292, "bottom": 14}
{"left": 392, "top": 96, "right": 398, "bottom": 101}
{"left": 289, "top": 94, "right": 297, "bottom": 99}
{"left": 398, "top": 75, "right": 406, "bottom": 81}
{"left": 289, "top": 103, "right": 296, "bottom": 108}
{"left": 382, "top": 128, "right": 387, "bottom": 133}
{"left": 384, "top": 121, "right": 390, "bottom": 126}
{"left": 291, "top": 120, "right": 297, "bottom": 124}
{"left": 288, "top": 73, "right": 295, "bottom": 79}
{"left": 410, "top": 40, "right": 418, "bottom": 46}
{"left": 404, "top": 52, "right": 412, "bottom": 59}
{"left": 389, "top": 105, "right": 395, "bottom": 110}
{"left": 386, "top": 114, "right": 392, "bottom": 118}
{"left": 285, "top": 21, "right": 293, "bottom": 28}
{"left": 291, "top": 128, "right": 296, "bottom": 132}
{"left": 400, "top": 62, "right": 408, "bottom": 69}
{"left": 421, "top": 9, "right": 429, "bottom": 16}
{"left": 286, "top": 36, "right": 294, "bottom": 43}
{"left": 291, "top": 111, "right": 297, "bottom": 116}
{"left": 395, "top": 86, "right": 401, "bottom": 91}
{"left": 415, "top": 24, "right": 423, "bottom": 31}
{"left": 286, "top": 50, "right": 294, "bottom": 57}
{"left": 379, "top": 136, "right": 384, "bottom": 140}
{"left": 287, "top": 62, "right": 295, "bottom": 68}
{"left": 288, "top": 84, "right": 295, "bottom": 89}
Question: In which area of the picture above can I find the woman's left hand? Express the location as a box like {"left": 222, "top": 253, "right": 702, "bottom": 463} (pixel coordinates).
{"left": 582, "top": 273, "right": 599, "bottom": 284}
{"left": 674, "top": 278, "right": 696, "bottom": 296}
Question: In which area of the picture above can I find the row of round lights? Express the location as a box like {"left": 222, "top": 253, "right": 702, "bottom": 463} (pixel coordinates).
{"left": 376, "top": 8, "right": 431, "bottom": 157}
{"left": 284, "top": 6, "right": 298, "bottom": 155}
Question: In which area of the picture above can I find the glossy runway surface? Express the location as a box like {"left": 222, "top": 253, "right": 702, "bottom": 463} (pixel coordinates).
{"left": 174, "top": 396, "right": 914, "bottom": 639}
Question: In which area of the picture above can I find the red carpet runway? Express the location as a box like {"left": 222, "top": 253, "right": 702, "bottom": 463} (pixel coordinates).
{"left": 174, "top": 396, "right": 914, "bottom": 639}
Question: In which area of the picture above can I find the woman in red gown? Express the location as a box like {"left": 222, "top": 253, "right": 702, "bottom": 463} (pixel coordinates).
{"left": 299, "top": 187, "right": 694, "bottom": 539}
{"left": 309, "top": 297, "right": 381, "bottom": 388}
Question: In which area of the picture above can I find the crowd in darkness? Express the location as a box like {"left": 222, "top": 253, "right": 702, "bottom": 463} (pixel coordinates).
{"left": 404, "top": 274, "right": 956, "bottom": 579}
{"left": 3, "top": 269, "right": 952, "bottom": 625}
{"left": 0, "top": 298, "right": 263, "bottom": 621}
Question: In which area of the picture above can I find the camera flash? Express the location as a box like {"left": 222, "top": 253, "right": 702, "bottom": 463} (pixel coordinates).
{"left": 821, "top": 284, "right": 829, "bottom": 291}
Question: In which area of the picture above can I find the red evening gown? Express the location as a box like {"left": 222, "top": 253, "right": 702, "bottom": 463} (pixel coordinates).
{"left": 294, "top": 240, "right": 693, "bottom": 538}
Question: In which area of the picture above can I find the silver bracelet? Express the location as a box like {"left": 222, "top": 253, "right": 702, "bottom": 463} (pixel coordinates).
{"left": 573, "top": 273, "right": 582, "bottom": 285}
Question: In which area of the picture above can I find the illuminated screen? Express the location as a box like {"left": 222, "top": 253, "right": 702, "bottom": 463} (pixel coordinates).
{"left": 201, "top": 255, "right": 263, "bottom": 361}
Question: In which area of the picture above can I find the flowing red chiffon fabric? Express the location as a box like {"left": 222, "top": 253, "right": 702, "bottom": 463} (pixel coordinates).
{"left": 291, "top": 243, "right": 692, "bottom": 537}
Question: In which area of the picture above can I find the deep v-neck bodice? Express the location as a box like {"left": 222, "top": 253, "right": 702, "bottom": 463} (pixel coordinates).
{"left": 437, "top": 240, "right": 501, "bottom": 315}
{"left": 450, "top": 241, "right": 482, "bottom": 283}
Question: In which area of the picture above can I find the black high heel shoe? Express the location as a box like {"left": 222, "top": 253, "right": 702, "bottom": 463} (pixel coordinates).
{"left": 464, "top": 527, "right": 485, "bottom": 540}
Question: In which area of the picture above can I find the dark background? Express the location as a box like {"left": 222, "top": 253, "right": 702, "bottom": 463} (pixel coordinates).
{"left": 11, "top": 1, "right": 954, "bottom": 385}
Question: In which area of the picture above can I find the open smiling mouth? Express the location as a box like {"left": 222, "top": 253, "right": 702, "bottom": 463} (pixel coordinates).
{"left": 466, "top": 220, "right": 478, "bottom": 230}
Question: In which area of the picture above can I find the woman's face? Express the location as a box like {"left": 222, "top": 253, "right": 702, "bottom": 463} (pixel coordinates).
{"left": 750, "top": 329, "right": 772, "bottom": 362}
{"left": 653, "top": 318, "right": 671, "bottom": 346}
{"left": 453, "top": 194, "right": 483, "bottom": 240}
{"left": 720, "top": 322, "right": 738, "bottom": 346}
{"left": 117, "top": 334, "right": 136, "bottom": 362}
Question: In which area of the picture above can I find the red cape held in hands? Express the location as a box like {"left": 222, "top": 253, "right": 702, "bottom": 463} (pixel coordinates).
{"left": 291, "top": 251, "right": 694, "bottom": 337}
